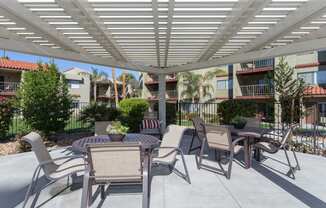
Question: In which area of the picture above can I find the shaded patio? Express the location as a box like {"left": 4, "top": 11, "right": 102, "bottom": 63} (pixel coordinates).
{"left": 1, "top": 135, "right": 325, "bottom": 208}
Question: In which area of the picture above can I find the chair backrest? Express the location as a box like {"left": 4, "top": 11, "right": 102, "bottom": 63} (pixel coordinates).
{"left": 205, "top": 126, "right": 232, "bottom": 151}
{"left": 244, "top": 117, "right": 261, "bottom": 128}
{"left": 191, "top": 116, "right": 206, "bottom": 142}
{"left": 142, "top": 119, "right": 161, "bottom": 129}
{"left": 86, "top": 142, "right": 142, "bottom": 183}
{"left": 158, "top": 125, "right": 188, "bottom": 163}
{"left": 22, "top": 132, "right": 58, "bottom": 176}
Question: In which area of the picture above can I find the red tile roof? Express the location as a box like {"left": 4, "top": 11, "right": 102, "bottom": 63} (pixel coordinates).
{"left": 0, "top": 58, "right": 38, "bottom": 71}
{"left": 304, "top": 86, "right": 326, "bottom": 96}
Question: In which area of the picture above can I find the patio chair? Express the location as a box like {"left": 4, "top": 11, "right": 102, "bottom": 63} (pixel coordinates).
{"left": 22, "top": 132, "right": 86, "bottom": 208}
{"left": 254, "top": 127, "right": 301, "bottom": 179}
{"left": 81, "top": 142, "right": 149, "bottom": 208}
{"left": 196, "top": 126, "right": 247, "bottom": 179}
{"left": 189, "top": 116, "right": 206, "bottom": 154}
{"left": 140, "top": 119, "right": 162, "bottom": 137}
{"left": 152, "top": 125, "right": 191, "bottom": 184}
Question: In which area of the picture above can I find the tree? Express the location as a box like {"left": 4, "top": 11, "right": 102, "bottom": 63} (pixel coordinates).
{"left": 118, "top": 72, "right": 141, "bottom": 98}
{"left": 178, "top": 69, "right": 226, "bottom": 102}
{"left": 17, "top": 63, "right": 72, "bottom": 136}
{"left": 273, "top": 57, "right": 305, "bottom": 124}
{"left": 84, "top": 67, "right": 108, "bottom": 101}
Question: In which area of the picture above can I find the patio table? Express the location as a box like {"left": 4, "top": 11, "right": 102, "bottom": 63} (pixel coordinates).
{"left": 221, "top": 125, "right": 270, "bottom": 168}
{"left": 72, "top": 133, "right": 160, "bottom": 154}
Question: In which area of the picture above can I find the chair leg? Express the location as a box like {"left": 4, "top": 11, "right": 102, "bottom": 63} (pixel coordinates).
{"left": 81, "top": 171, "right": 91, "bottom": 208}
{"left": 226, "top": 152, "right": 234, "bottom": 180}
{"left": 292, "top": 149, "right": 301, "bottom": 171}
{"left": 22, "top": 166, "right": 42, "bottom": 208}
{"left": 178, "top": 150, "right": 191, "bottom": 184}
{"left": 142, "top": 154, "right": 150, "bottom": 208}
{"left": 196, "top": 142, "right": 205, "bottom": 169}
{"left": 100, "top": 185, "right": 106, "bottom": 200}
{"left": 283, "top": 149, "right": 295, "bottom": 179}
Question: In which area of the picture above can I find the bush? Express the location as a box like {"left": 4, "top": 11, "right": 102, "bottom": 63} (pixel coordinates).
{"left": 17, "top": 63, "right": 72, "bottom": 136}
{"left": 80, "top": 102, "right": 120, "bottom": 125}
{"left": 218, "top": 100, "right": 256, "bottom": 124}
{"left": 0, "top": 99, "right": 14, "bottom": 139}
{"left": 230, "top": 116, "right": 247, "bottom": 129}
{"left": 119, "top": 98, "right": 149, "bottom": 132}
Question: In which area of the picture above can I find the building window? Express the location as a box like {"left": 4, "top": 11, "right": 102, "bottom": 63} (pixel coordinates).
{"left": 297, "top": 72, "right": 316, "bottom": 85}
{"left": 217, "top": 80, "right": 232, "bottom": 89}
{"left": 67, "top": 79, "right": 83, "bottom": 89}
{"left": 317, "top": 71, "right": 326, "bottom": 85}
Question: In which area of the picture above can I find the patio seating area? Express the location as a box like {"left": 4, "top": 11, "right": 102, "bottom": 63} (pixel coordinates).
{"left": 0, "top": 134, "right": 325, "bottom": 208}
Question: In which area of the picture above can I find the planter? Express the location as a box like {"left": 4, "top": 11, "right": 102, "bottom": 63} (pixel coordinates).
{"left": 95, "top": 121, "right": 112, "bottom": 136}
{"left": 108, "top": 134, "right": 125, "bottom": 142}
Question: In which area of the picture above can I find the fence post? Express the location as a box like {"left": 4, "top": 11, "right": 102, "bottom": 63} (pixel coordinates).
{"left": 178, "top": 101, "right": 182, "bottom": 126}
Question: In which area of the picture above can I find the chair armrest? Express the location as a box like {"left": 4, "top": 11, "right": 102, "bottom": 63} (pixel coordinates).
{"left": 38, "top": 155, "right": 85, "bottom": 167}
{"left": 151, "top": 146, "right": 180, "bottom": 159}
{"left": 231, "top": 136, "right": 247, "bottom": 146}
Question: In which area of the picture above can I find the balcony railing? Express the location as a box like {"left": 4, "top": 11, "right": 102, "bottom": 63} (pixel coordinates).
{"left": 148, "top": 90, "right": 177, "bottom": 99}
{"left": 240, "top": 84, "right": 274, "bottom": 97}
{"left": 145, "top": 73, "right": 177, "bottom": 84}
{"left": 238, "top": 59, "right": 274, "bottom": 73}
{"left": 0, "top": 82, "right": 20, "bottom": 93}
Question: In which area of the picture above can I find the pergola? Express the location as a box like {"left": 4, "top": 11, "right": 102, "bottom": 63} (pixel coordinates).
{"left": 1, "top": 0, "right": 326, "bottom": 127}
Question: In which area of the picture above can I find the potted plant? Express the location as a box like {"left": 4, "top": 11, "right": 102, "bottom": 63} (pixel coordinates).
{"left": 80, "top": 103, "right": 120, "bottom": 135}
{"left": 231, "top": 116, "right": 247, "bottom": 129}
{"left": 106, "top": 121, "right": 129, "bottom": 142}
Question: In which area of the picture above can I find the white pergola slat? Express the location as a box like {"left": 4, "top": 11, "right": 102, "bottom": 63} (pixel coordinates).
{"left": 0, "top": 0, "right": 326, "bottom": 74}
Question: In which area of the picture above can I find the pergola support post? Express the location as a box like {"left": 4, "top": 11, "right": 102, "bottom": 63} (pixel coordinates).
{"left": 158, "top": 74, "right": 166, "bottom": 131}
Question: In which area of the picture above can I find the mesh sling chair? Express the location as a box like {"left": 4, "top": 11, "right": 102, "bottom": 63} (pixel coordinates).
{"left": 151, "top": 125, "right": 191, "bottom": 184}
{"left": 22, "top": 132, "right": 86, "bottom": 208}
{"left": 189, "top": 116, "right": 206, "bottom": 154}
{"left": 254, "top": 127, "right": 301, "bottom": 179}
{"left": 196, "top": 126, "right": 247, "bottom": 179}
{"left": 81, "top": 142, "right": 150, "bottom": 208}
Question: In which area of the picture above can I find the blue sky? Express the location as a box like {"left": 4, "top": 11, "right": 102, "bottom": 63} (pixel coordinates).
{"left": 1, "top": 50, "right": 140, "bottom": 79}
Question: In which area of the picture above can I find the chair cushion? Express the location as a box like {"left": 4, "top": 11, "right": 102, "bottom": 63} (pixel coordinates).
{"left": 255, "top": 142, "right": 278, "bottom": 154}
{"left": 142, "top": 119, "right": 160, "bottom": 129}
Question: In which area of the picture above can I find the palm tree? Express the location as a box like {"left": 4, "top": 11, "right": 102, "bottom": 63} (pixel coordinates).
{"left": 111, "top": 67, "right": 119, "bottom": 107}
{"left": 178, "top": 69, "right": 226, "bottom": 103}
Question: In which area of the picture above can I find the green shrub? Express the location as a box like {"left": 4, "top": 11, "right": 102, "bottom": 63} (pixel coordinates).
{"left": 230, "top": 116, "right": 247, "bottom": 129}
{"left": 119, "top": 98, "right": 149, "bottom": 132}
{"left": 0, "top": 99, "right": 14, "bottom": 139}
{"left": 80, "top": 102, "right": 120, "bottom": 125}
{"left": 218, "top": 100, "right": 256, "bottom": 124}
{"left": 17, "top": 63, "right": 72, "bottom": 136}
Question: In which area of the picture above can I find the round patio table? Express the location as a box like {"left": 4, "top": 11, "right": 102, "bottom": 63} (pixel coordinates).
{"left": 71, "top": 133, "right": 160, "bottom": 154}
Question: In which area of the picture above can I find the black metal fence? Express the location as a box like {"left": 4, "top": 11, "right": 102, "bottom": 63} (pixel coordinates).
{"left": 176, "top": 101, "right": 326, "bottom": 156}
{"left": 7, "top": 102, "right": 92, "bottom": 137}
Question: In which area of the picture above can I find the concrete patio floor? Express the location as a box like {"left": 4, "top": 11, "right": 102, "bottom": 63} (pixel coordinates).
{"left": 0, "top": 135, "right": 326, "bottom": 208}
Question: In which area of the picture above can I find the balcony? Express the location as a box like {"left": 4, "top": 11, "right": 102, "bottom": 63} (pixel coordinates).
{"left": 237, "top": 84, "right": 274, "bottom": 99}
{"left": 147, "top": 90, "right": 177, "bottom": 100}
{"left": 0, "top": 82, "right": 19, "bottom": 95}
{"left": 145, "top": 73, "right": 177, "bottom": 85}
{"left": 237, "top": 59, "right": 274, "bottom": 75}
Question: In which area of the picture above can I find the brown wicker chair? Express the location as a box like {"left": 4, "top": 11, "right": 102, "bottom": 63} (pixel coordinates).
{"left": 196, "top": 126, "right": 247, "bottom": 179}
{"left": 81, "top": 142, "right": 150, "bottom": 208}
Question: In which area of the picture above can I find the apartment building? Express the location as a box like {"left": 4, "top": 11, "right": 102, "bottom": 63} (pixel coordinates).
{"left": 63, "top": 67, "right": 91, "bottom": 107}
{"left": 0, "top": 58, "right": 38, "bottom": 101}
{"left": 142, "top": 50, "right": 326, "bottom": 122}
{"left": 142, "top": 73, "right": 178, "bottom": 112}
